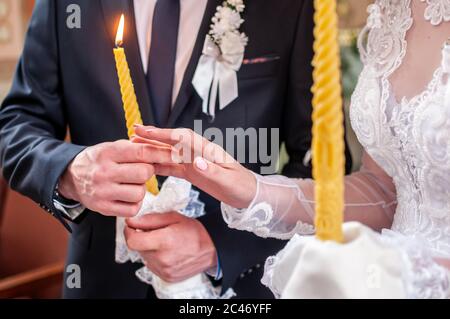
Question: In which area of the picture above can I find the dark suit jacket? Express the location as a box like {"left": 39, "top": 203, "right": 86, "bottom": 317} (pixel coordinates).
{"left": 0, "top": 0, "right": 352, "bottom": 298}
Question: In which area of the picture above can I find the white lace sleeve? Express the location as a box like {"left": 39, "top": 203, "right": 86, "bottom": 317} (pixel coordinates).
{"left": 222, "top": 152, "right": 398, "bottom": 240}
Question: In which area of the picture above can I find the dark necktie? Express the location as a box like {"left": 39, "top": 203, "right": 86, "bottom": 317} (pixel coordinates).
{"left": 146, "top": 0, "right": 180, "bottom": 127}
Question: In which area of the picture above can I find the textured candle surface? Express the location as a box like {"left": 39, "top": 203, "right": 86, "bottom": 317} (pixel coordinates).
{"left": 114, "top": 47, "right": 159, "bottom": 195}
{"left": 312, "top": 0, "right": 344, "bottom": 242}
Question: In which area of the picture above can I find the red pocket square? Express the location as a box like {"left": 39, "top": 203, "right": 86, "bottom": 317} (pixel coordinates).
{"left": 242, "top": 55, "right": 280, "bottom": 65}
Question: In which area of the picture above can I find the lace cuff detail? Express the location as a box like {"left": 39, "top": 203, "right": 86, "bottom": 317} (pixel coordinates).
{"left": 221, "top": 173, "right": 315, "bottom": 240}
{"left": 221, "top": 203, "right": 314, "bottom": 240}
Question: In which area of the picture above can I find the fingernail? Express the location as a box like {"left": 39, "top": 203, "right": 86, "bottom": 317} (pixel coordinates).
{"left": 133, "top": 124, "right": 143, "bottom": 128}
{"left": 195, "top": 157, "right": 208, "bottom": 171}
{"left": 145, "top": 129, "right": 154, "bottom": 133}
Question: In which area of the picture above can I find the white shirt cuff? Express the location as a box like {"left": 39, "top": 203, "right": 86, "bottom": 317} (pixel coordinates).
{"left": 53, "top": 199, "right": 85, "bottom": 220}
{"left": 205, "top": 258, "right": 223, "bottom": 281}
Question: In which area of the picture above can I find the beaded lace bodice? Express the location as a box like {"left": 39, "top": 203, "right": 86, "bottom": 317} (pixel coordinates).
{"left": 349, "top": 0, "right": 450, "bottom": 257}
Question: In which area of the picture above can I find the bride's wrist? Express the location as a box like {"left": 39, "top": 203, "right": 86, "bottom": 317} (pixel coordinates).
{"left": 234, "top": 169, "right": 257, "bottom": 209}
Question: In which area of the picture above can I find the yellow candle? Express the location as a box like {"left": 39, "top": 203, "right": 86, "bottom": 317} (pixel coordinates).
{"left": 312, "top": 0, "right": 344, "bottom": 242}
{"left": 114, "top": 14, "right": 159, "bottom": 195}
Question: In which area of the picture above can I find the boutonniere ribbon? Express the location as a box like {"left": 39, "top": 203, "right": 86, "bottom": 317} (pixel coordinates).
{"left": 192, "top": 0, "right": 248, "bottom": 118}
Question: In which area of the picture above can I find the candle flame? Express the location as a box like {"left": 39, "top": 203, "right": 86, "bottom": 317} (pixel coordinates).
{"left": 115, "top": 14, "right": 125, "bottom": 47}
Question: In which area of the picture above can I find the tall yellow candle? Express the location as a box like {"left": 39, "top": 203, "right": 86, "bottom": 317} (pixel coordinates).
{"left": 114, "top": 14, "right": 159, "bottom": 195}
{"left": 312, "top": 0, "right": 344, "bottom": 242}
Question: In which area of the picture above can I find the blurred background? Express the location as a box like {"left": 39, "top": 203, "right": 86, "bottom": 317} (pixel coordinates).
{"left": 0, "top": 0, "right": 371, "bottom": 298}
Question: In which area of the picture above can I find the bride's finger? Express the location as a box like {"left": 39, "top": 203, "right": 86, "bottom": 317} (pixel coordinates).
{"left": 134, "top": 126, "right": 186, "bottom": 146}
{"left": 135, "top": 126, "right": 236, "bottom": 166}
{"left": 189, "top": 157, "right": 246, "bottom": 206}
{"left": 135, "top": 127, "right": 211, "bottom": 157}
{"left": 131, "top": 136, "right": 173, "bottom": 150}
{"left": 192, "top": 157, "right": 231, "bottom": 185}
{"left": 202, "top": 140, "right": 236, "bottom": 168}
{"left": 131, "top": 136, "right": 183, "bottom": 164}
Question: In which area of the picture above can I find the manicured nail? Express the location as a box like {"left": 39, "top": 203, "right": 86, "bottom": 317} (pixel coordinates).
{"left": 195, "top": 157, "right": 208, "bottom": 171}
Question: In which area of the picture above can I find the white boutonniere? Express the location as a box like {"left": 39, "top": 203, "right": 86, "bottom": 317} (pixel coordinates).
{"left": 192, "top": 0, "right": 248, "bottom": 118}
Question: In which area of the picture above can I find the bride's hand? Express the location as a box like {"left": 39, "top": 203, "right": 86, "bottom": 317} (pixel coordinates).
{"left": 133, "top": 125, "right": 256, "bottom": 209}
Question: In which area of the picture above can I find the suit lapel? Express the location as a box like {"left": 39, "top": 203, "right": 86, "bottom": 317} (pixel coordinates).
{"left": 167, "top": 0, "right": 221, "bottom": 127}
{"left": 100, "top": 0, "right": 155, "bottom": 125}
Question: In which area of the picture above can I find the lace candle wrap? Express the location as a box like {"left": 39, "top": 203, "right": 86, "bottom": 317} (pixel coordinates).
{"left": 114, "top": 14, "right": 159, "bottom": 195}
{"left": 311, "top": 0, "right": 345, "bottom": 242}
{"left": 115, "top": 177, "right": 234, "bottom": 299}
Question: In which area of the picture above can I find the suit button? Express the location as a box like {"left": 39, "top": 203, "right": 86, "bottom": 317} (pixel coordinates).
{"left": 240, "top": 273, "right": 245, "bottom": 279}
{"left": 255, "top": 264, "right": 261, "bottom": 269}
{"left": 247, "top": 268, "right": 253, "bottom": 274}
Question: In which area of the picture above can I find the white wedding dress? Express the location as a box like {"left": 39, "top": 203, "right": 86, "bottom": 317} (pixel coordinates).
{"left": 221, "top": 0, "right": 450, "bottom": 298}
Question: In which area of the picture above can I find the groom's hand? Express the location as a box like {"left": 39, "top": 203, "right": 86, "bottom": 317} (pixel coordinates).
{"left": 124, "top": 212, "right": 217, "bottom": 283}
{"left": 58, "top": 140, "right": 170, "bottom": 217}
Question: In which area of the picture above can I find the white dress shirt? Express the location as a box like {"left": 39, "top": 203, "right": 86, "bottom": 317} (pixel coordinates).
{"left": 133, "top": 0, "right": 208, "bottom": 105}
